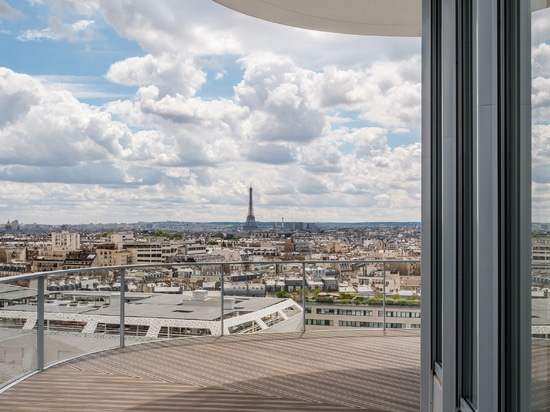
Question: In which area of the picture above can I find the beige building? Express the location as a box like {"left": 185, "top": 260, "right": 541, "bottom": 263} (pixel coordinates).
{"left": 123, "top": 241, "right": 180, "bottom": 264}
{"left": 51, "top": 231, "right": 80, "bottom": 252}
{"left": 96, "top": 244, "right": 132, "bottom": 267}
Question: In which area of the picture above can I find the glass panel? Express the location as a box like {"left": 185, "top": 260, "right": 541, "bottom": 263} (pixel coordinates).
{"left": 141, "top": 264, "right": 214, "bottom": 339}
{"left": 306, "top": 261, "right": 355, "bottom": 332}
{"left": 42, "top": 270, "right": 120, "bottom": 367}
{"left": 221, "top": 261, "right": 303, "bottom": 335}
{"left": 0, "top": 281, "right": 38, "bottom": 386}
{"left": 303, "top": 260, "right": 421, "bottom": 331}
{"left": 532, "top": 6, "right": 550, "bottom": 410}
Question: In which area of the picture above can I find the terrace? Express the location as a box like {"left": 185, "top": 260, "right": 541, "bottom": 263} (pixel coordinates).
{"left": 0, "top": 260, "right": 422, "bottom": 411}
{"left": 1, "top": 330, "right": 421, "bottom": 411}
{"left": 0, "top": 259, "right": 548, "bottom": 410}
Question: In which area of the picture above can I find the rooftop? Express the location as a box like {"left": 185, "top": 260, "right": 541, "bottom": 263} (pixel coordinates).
{"left": 1, "top": 329, "right": 421, "bottom": 411}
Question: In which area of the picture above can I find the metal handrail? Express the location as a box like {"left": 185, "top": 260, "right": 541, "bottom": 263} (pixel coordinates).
{"left": 0, "top": 258, "right": 421, "bottom": 389}
{"left": 0, "top": 258, "right": 421, "bottom": 285}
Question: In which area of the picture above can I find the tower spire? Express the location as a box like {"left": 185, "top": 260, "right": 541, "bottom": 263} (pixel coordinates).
{"left": 243, "top": 186, "right": 258, "bottom": 232}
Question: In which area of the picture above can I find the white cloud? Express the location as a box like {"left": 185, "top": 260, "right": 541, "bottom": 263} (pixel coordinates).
{"left": 106, "top": 53, "right": 206, "bottom": 97}
{"left": 532, "top": 8, "right": 550, "bottom": 47}
{"left": 234, "top": 54, "right": 327, "bottom": 143}
{"left": 533, "top": 42, "right": 550, "bottom": 77}
{"left": 17, "top": 17, "right": 94, "bottom": 41}
{"left": 97, "top": 1, "right": 420, "bottom": 69}
{"left": 246, "top": 143, "right": 295, "bottom": 164}
{"left": 0, "top": 0, "right": 429, "bottom": 223}
{"left": 0, "top": 68, "right": 129, "bottom": 169}
{"left": 49, "top": 0, "right": 99, "bottom": 16}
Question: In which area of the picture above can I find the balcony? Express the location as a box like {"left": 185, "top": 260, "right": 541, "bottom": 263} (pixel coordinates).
{"left": 1, "top": 329, "right": 420, "bottom": 411}
{"left": 0, "top": 260, "right": 424, "bottom": 410}
{"left": 0, "top": 258, "right": 548, "bottom": 410}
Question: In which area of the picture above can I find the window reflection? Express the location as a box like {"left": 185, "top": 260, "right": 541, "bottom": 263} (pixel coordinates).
{"left": 531, "top": 6, "right": 550, "bottom": 411}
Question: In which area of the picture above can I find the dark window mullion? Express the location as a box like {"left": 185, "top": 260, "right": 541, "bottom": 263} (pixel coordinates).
{"left": 456, "top": 0, "right": 475, "bottom": 407}
{"left": 497, "top": 0, "right": 523, "bottom": 410}
{"left": 431, "top": 0, "right": 443, "bottom": 365}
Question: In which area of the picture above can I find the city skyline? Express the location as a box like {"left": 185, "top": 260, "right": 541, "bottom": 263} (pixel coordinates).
{"left": 0, "top": 2, "right": 549, "bottom": 225}
{"left": 0, "top": 0, "right": 422, "bottom": 224}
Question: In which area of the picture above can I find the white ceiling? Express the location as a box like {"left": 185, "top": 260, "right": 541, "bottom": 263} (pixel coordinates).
{"left": 214, "top": 0, "right": 550, "bottom": 37}
{"left": 213, "top": 0, "right": 422, "bottom": 37}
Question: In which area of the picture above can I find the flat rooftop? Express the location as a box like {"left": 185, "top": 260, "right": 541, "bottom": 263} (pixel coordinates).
{"left": 1, "top": 329, "right": 421, "bottom": 411}
{"left": 0, "top": 291, "right": 289, "bottom": 321}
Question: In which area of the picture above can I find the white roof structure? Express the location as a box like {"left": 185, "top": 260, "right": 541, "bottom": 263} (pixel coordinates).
{"left": 213, "top": 0, "right": 421, "bottom": 37}
{"left": 214, "top": 0, "right": 549, "bottom": 37}
{"left": 0, "top": 290, "right": 303, "bottom": 338}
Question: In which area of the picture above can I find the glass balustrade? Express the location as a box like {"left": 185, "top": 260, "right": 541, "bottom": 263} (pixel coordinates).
{"left": 0, "top": 259, "right": 421, "bottom": 390}
{"left": 0, "top": 283, "right": 38, "bottom": 387}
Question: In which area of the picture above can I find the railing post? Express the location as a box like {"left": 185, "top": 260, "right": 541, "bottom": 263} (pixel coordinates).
{"left": 220, "top": 264, "right": 224, "bottom": 336}
{"left": 37, "top": 276, "right": 44, "bottom": 371}
{"left": 302, "top": 262, "right": 306, "bottom": 333}
{"left": 383, "top": 262, "right": 386, "bottom": 331}
{"left": 120, "top": 268, "right": 125, "bottom": 348}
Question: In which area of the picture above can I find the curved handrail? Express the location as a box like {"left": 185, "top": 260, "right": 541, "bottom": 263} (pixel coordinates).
{"left": 0, "top": 258, "right": 421, "bottom": 389}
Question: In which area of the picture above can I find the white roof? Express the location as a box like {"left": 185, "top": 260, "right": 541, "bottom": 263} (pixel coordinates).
{"left": 214, "top": 0, "right": 549, "bottom": 37}
{"left": 214, "top": 0, "right": 421, "bottom": 37}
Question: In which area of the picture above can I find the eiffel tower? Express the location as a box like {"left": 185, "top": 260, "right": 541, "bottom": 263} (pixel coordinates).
{"left": 243, "top": 186, "right": 258, "bottom": 231}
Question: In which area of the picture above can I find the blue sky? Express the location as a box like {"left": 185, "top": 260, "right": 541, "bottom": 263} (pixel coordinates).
{"left": 0, "top": 1, "right": 547, "bottom": 224}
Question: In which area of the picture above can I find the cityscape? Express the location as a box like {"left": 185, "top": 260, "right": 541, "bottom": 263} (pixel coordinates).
{"left": 0, "top": 0, "right": 548, "bottom": 410}
{"left": 0, "top": 188, "right": 422, "bottom": 288}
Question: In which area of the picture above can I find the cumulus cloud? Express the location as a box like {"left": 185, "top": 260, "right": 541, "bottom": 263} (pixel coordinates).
{"left": 532, "top": 8, "right": 550, "bottom": 48}
{"left": 533, "top": 43, "right": 550, "bottom": 79}
{"left": 300, "top": 142, "right": 343, "bottom": 174}
{"left": 97, "top": 1, "right": 419, "bottom": 68}
{"left": 234, "top": 54, "right": 327, "bottom": 143}
{"left": 0, "top": 0, "right": 429, "bottom": 223}
{"left": 0, "top": 68, "right": 133, "bottom": 171}
{"left": 533, "top": 124, "right": 550, "bottom": 183}
{"left": 17, "top": 17, "right": 94, "bottom": 41}
{"left": 106, "top": 53, "right": 206, "bottom": 97}
{"left": 0, "top": 162, "right": 162, "bottom": 185}
{"left": 246, "top": 143, "right": 295, "bottom": 164}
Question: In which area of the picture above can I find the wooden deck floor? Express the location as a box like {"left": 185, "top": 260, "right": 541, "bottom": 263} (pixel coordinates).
{"left": 1, "top": 329, "right": 420, "bottom": 411}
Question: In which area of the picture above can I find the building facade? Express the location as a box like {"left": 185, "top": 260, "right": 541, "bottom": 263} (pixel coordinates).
{"left": 51, "top": 231, "right": 81, "bottom": 252}
{"left": 305, "top": 303, "right": 421, "bottom": 330}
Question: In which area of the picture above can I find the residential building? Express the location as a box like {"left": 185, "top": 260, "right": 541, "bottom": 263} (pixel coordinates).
{"left": 95, "top": 243, "right": 132, "bottom": 267}
{"left": 51, "top": 231, "right": 80, "bottom": 252}
{"left": 305, "top": 303, "right": 421, "bottom": 330}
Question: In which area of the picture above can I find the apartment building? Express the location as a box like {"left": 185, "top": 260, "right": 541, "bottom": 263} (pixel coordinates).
{"left": 305, "top": 303, "right": 421, "bottom": 330}
{"left": 51, "top": 231, "right": 80, "bottom": 252}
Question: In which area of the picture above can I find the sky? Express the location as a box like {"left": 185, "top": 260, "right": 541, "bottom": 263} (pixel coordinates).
{"left": 0, "top": 1, "right": 548, "bottom": 225}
